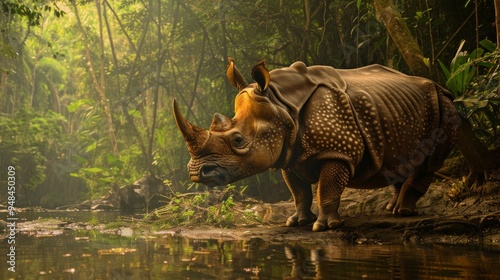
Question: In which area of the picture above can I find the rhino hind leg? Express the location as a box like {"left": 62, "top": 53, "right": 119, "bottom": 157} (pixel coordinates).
{"left": 393, "top": 94, "right": 459, "bottom": 215}
{"left": 386, "top": 182, "right": 403, "bottom": 212}
{"left": 312, "top": 161, "right": 350, "bottom": 232}
{"left": 282, "top": 170, "right": 317, "bottom": 227}
{"left": 391, "top": 168, "right": 435, "bottom": 215}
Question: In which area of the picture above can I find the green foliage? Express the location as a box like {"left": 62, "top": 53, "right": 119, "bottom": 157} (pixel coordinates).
{"left": 1, "top": 0, "right": 65, "bottom": 27}
{"left": 147, "top": 184, "right": 259, "bottom": 228}
{"left": 438, "top": 39, "right": 500, "bottom": 144}
{"left": 0, "top": 110, "right": 71, "bottom": 190}
{"left": 87, "top": 216, "right": 100, "bottom": 227}
{"left": 0, "top": 0, "right": 496, "bottom": 205}
{"left": 438, "top": 39, "right": 496, "bottom": 97}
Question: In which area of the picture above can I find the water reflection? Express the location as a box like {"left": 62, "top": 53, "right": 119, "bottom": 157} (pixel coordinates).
{"left": 2, "top": 228, "right": 500, "bottom": 279}
{"left": 283, "top": 243, "right": 500, "bottom": 279}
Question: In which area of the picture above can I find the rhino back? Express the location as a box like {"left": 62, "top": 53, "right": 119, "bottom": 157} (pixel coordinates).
{"left": 295, "top": 65, "right": 442, "bottom": 184}
{"left": 338, "top": 65, "right": 441, "bottom": 171}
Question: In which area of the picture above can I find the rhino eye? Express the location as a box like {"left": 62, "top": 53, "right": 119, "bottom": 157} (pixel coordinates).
{"left": 231, "top": 133, "right": 245, "bottom": 148}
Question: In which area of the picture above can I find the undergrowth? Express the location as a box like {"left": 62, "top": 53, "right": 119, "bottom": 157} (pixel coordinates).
{"left": 145, "top": 184, "right": 262, "bottom": 228}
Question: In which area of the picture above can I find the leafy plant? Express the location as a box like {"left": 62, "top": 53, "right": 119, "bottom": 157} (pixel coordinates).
{"left": 438, "top": 39, "right": 500, "bottom": 144}
{"left": 146, "top": 184, "right": 259, "bottom": 228}
{"left": 0, "top": 110, "right": 72, "bottom": 191}
{"left": 438, "top": 39, "right": 496, "bottom": 98}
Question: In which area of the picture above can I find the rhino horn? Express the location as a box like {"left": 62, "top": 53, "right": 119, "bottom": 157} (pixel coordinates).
{"left": 172, "top": 99, "right": 209, "bottom": 154}
{"left": 226, "top": 57, "right": 248, "bottom": 91}
{"left": 251, "top": 59, "right": 270, "bottom": 92}
{"left": 210, "top": 113, "right": 232, "bottom": 132}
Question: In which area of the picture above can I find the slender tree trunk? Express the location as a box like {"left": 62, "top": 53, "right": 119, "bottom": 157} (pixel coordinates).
{"left": 495, "top": 0, "right": 500, "bottom": 47}
{"left": 147, "top": 0, "right": 162, "bottom": 175}
{"left": 103, "top": 0, "right": 153, "bottom": 170}
{"left": 301, "top": 0, "right": 311, "bottom": 62}
{"left": 219, "top": 1, "right": 232, "bottom": 108}
{"left": 73, "top": 1, "right": 118, "bottom": 156}
{"left": 373, "top": 0, "right": 497, "bottom": 187}
{"left": 186, "top": 34, "right": 207, "bottom": 120}
{"left": 95, "top": 0, "right": 118, "bottom": 156}
{"left": 120, "top": 1, "right": 151, "bottom": 168}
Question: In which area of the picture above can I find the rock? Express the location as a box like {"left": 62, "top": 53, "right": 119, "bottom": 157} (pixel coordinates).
{"left": 137, "top": 175, "right": 167, "bottom": 210}
{"left": 91, "top": 201, "right": 117, "bottom": 210}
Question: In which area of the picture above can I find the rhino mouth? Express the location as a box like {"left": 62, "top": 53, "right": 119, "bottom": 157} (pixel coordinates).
{"left": 189, "top": 162, "right": 231, "bottom": 187}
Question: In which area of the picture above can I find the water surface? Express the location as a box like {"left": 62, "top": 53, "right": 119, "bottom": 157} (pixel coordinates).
{"left": 1, "top": 212, "right": 499, "bottom": 279}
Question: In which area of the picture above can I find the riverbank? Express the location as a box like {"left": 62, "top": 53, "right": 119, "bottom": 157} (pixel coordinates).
{"left": 172, "top": 183, "right": 500, "bottom": 247}
{"left": 2, "top": 182, "right": 499, "bottom": 248}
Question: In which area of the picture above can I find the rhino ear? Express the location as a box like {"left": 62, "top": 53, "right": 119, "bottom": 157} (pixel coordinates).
{"left": 226, "top": 57, "right": 248, "bottom": 91}
{"left": 251, "top": 59, "right": 270, "bottom": 93}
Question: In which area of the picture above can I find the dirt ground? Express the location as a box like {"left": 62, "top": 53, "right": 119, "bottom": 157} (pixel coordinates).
{"left": 3, "top": 179, "right": 499, "bottom": 248}
{"left": 175, "top": 182, "right": 500, "bottom": 247}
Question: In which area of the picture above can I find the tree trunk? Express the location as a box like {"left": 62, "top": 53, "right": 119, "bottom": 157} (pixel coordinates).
{"left": 73, "top": 1, "right": 118, "bottom": 156}
{"left": 95, "top": 0, "right": 118, "bottom": 156}
{"left": 147, "top": 0, "right": 162, "bottom": 175}
{"left": 495, "top": 0, "right": 500, "bottom": 47}
{"left": 373, "top": 0, "right": 497, "bottom": 187}
{"left": 373, "top": 0, "right": 430, "bottom": 78}
{"left": 120, "top": 1, "right": 151, "bottom": 169}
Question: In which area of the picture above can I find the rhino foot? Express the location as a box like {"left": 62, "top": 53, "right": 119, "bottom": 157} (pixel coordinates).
{"left": 388, "top": 201, "right": 418, "bottom": 215}
{"left": 393, "top": 208, "right": 418, "bottom": 216}
{"left": 312, "top": 217, "right": 344, "bottom": 232}
{"left": 386, "top": 202, "right": 418, "bottom": 215}
{"left": 286, "top": 212, "right": 317, "bottom": 227}
{"left": 386, "top": 184, "right": 403, "bottom": 212}
{"left": 386, "top": 203, "right": 395, "bottom": 211}
{"left": 391, "top": 187, "right": 423, "bottom": 216}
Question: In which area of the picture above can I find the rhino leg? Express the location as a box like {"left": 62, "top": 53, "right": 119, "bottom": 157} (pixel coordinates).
{"left": 312, "top": 161, "right": 350, "bottom": 232}
{"left": 391, "top": 93, "right": 459, "bottom": 215}
{"left": 282, "top": 170, "right": 317, "bottom": 226}
{"left": 386, "top": 182, "right": 403, "bottom": 211}
{"left": 392, "top": 168, "right": 434, "bottom": 215}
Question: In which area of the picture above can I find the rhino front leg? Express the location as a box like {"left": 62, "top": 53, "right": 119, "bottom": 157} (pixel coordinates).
{"left": 312, "top": 161, "right": 350, "bottom": 232}
{"left": 282, "top": 170, "right": 316, "bottom": 226}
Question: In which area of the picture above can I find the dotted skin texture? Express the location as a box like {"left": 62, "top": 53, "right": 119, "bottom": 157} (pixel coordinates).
{"left": 178, "top": 61, "right": 460, "bottom": 231}
{"left": 272, "top": 63, "right": 459, "bottom": 230}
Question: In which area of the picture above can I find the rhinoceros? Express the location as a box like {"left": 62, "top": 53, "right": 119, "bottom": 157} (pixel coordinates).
{"left": 173, "top": 59, "right": 460, "bottom": 231}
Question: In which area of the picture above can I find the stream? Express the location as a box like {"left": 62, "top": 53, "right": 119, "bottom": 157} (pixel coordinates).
{"left": 1, "top": 211, "right": 500, "bottom": 279}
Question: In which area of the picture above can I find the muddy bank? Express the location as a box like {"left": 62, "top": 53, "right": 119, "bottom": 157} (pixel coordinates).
{"left": 2, "top": 183, "right": 499, "bottom": 247}
{"left": 174, "top": 183, "right": 500, "bottom": 247}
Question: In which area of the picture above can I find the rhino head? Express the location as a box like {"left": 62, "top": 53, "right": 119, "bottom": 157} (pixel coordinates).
{"left": 173, "top": 59, "right": 293, "bottom": 187}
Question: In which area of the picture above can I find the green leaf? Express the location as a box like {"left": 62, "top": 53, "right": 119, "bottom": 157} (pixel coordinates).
{"left": 128, "top": 109, "right": 142, "bottom": 118}
{"left": 438, "top": 59, "right": 451, "bottom": 80}
{"left": 479, "top": 39, "right": 497, "bottom": 52}
{"left": 478, "top": 61, "right": 495, "bottom": 68}
{"left": 106, "top": 154, "right": 123, "bottom": 169}
{"left": 106, "top": 153, "right": 117, "bottom": 165}
{"left": 67, "top": 99, "right": 95, "bottom": 113}
{"left": 98, "top": 177, "right": 114, "bottom": 183}
{"left": 423, "top": 57, "right": 430, "bottom": 68}
{"left": 469, "top": 48, "right": 484, "bottom": 60}
{"left": 85, "top": 141, "right": 98, "bottom": 153}
{"left": 70, "top": 172, "right": 83, "bottom": 179}
{"left": 81, "top": 167, "right": 106, "bottom": 174}
{"left": 72, "top": 155, "right": 89, "bottom": 164}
